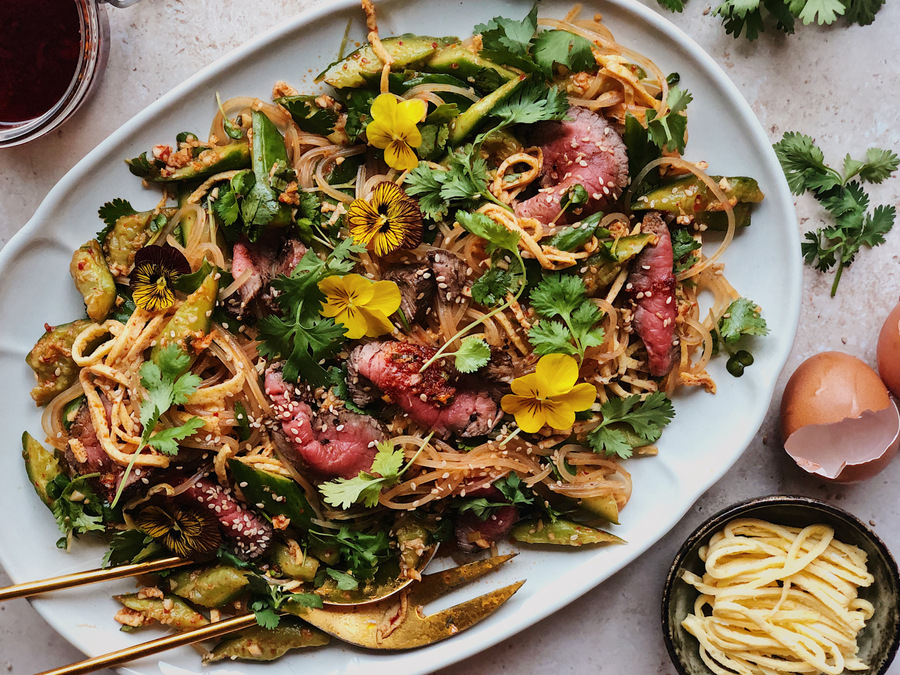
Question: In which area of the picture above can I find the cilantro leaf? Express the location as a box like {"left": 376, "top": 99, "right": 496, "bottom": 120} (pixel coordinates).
{"left": 252, "top": 606, "right": 281, "bottom": 629}
{"left": 326, "top": 568, "right": 359, "bottom": 591}
{"left": 145, "top": 417, "right": 205, "bottom": 456}
{"left": 97, "top": 199, "right": 136, "bottom": 241}
{"left": 453, "top": 337, "right": 491, "bottom": 373}
{"left": 457, "top": 211, "right": 521, "bottom": 254}
{"left": 672, "top": 228, "right": 702, "bottom": 274}
{"left": 490, "top": 81, "right": 569, "bottom": 128}
{"left": 623, "top": 113, "right": 661, "bottom": 188}
{"left": 327, "top": 364, "right": 368, "bottom": 415}
{"left": 103, "top": 529, "right": 164, "bottom": 567}
{"left": 528, "top": 319, "right": 577, "bottom": 356}
{"left": 52, "top": 474, "right": 107, "bottom": 549}
{"left": 657, "top": 0, "right": 687, "bottom": 10}
{"left": 796, "top": 0, "right": 845, "bottom": 24}
{"left": 527, "top": 274, "right": 605, "bottom": 360}
{"left": 475, "top": 4, "right": 539, "bottom": 71}
{"left": 457, "top": 497, "right": 508, "bottom": 519}
{"left": 495, "top": 473, "right": 534, "bottom": 507}
{"left": 404, "top": 163, "right": 450, "bottom": 220}
{"left": 531, "top": 30, "right": 596, "bottom": 78}
{"left": 843, "top": 0, "right": 885, "bottom": 24}
{"left": 645, "top": 87, "right": 692, "bottom": 154}
{"left": 587, "top": 392, "right": 675, "bottom": 458}
{"left": 319, "top": 441, "right": 406, "bottom": 509}
{"left": 772, "top": 131, "right": 841, "bottom": 194}
{"left": 309, "top": 527, "right": 392, "bottom": 580}
{"left": 276, "top": 95, "right": 338, "bottom": 136}
{"left": 471, "top": 267, "right": 516, "bottom": 307}
{"left": 857, "top": 147, "right": 900, "bottom": 184}
{"left": 719, "top": 298, "right": 768, "bottom": 343}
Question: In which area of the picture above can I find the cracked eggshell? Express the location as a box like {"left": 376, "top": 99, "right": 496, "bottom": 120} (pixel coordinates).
{"left": 780, "top": 351, "right": 900, "bottom": 483}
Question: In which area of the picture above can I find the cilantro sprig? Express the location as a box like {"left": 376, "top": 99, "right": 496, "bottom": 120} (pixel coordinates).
{"left": 111, "top": 345, "right": 204, "bottom": 508}
{"left": 474, "top": 4, "right": 597, "bottom": 78}
{"left": 659, "top": 0, "right": 885, "bottom": 41}
{"left": 646, "top": 87, "right": 692, "bottom": 155}
{"left": 527, "top": 275, "right": 605, "bottom": 362}
{"left": 773, "top": 132, "right": 898, "bottom": 296}
{"left": 97, "top": 199, "right": 137, "bottom": 241}
{"left": 319, "top": 436, "right": 431, "bottom": 509}
{"left": 51, "top": 474, "right": 108, "bottom": 551}
{"left": 256, "top": 239, "right": 365, "bottom": 387}
{"left": 587, "top": 392, "right": 675, "bottom": 459}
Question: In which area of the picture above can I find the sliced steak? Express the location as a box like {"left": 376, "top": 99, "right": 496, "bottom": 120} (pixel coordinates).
{"left": 230, "top": 237, "right": 308, "bottom": 312}
{"left": 265, "top": 365, "right": 382, "bottom": 478}
{"left": 178, "top": 476, "right": 273, "bottom": 560}
{"left": 627, "top": 212, "right": 678, "bottom": 377}
{"left": 426, "top": 249, "right": 469, "bottom": 301}
{"left": 347, "top": 342, "right": 501, "bottom": 438}
{"left": 515, "top": 107, "right": 629, "bottom": 226}
{"left": 65, "top": 399, "right": 147, "bottom": 502}
{"left": 455, "top": 505, "right": 520, "bottom": 553}
{"left": 384, "top": 264, "right": 435, "bottom": 324}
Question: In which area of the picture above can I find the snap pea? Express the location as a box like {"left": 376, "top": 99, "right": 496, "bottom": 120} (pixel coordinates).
{"left": 228, "top": 459, "right": 315, "bottom": 532}
{"left": 70, "top": 240, "right": 117, "bottom": 321}
{"left": 317, "top": 35, "right": 457, "bottom": 89}
{"left": 146, "top": 142, "right": 250, "bottom": 183}
{"left": 103, "top": 207, "right": 177, "bottom": 277}
{"left": 511, "top": 518, "right": 625, "bottom": 547}
{"left": 249, "top": 110, "right": 292, "bottom": 228}
{"left": 579, "top": 233, "right": 655, "bottom": 295}
{"left": 26, "top": 320, "right": 95, "bottom": 406}
{"left": 114, "top": 593, "right": 209, "bottom": 631}
{"left": 204, "top": 618, "right": 329, "bottom": 663}
{"left": 150, "top": 269, "right": 218, "bottom": 364}
{"left": 577, "top": 495, "right": 620, "bottom": 524}
{"left": 693, "top": 202, "right": 753, "bottom": 231}
{"left": 22, "top": 431, "right": 62, "bottom": 508}
{"left": 167, "top": 565, "right": 250, "bottom": 608}
{"left": 545, "top": 221, "right": 601, "bottom": 252}
{"left": 631, "top": 175, "right": 763, "bottom": 216}
{"left": 271, "top": 542, "right": 319, "bottom": 582}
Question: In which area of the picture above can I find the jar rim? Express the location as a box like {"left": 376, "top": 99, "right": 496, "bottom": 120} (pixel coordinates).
{"left": 0, "top": 0, "right": 110, "bottom": 148}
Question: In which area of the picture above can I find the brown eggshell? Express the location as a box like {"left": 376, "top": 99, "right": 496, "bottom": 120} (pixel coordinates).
{"left": 780, "top": 351, "right": 891, "bottom": 441}
{"left": 783, "top": 401, "right": 900, "bottom": 483}
{"left": 877, "top": 301, "right": 900, "bottom": 398}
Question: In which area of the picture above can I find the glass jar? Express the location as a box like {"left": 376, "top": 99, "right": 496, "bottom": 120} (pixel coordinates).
{"left": 0, "top": 0, "right": 141, "bottom": 148}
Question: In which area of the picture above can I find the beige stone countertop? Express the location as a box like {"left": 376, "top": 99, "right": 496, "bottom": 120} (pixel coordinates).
{"left": 1, "top": 0, "right": 899, "bottom": 673}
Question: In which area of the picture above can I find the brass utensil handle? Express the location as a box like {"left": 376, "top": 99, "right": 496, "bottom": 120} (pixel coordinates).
{"left": 0, "top": 556, "right": 188, "bottom": 602}
{"left": 35, "top": 614, "right": 260, "bottom": 675}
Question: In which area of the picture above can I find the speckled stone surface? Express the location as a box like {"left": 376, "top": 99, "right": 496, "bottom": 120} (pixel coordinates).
{"left": 1, "top": 1, "right": 899, "bottom": 673}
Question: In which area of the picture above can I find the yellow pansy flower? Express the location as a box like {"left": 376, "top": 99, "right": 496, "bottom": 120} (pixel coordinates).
{"left": 501, "top": 354, "right": 597, "bottom": 434}
{"left": 365, "top": 94, "right": 427, "bottom": 171}
{"left": 319, "top": 274, "right": 401, "bottom": 340}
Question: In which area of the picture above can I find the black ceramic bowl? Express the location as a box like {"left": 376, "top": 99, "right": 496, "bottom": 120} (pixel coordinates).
{"left": 662, "top": 496, "right": 900, "bottom": 675}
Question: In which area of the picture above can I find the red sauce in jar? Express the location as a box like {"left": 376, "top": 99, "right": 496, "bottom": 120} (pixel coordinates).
{"left": 0, "top": 0, "right": 83, "bottom": 123}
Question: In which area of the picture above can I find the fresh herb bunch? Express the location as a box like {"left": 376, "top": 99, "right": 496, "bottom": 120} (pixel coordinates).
{"left": 657, "top": 0, "right": 885, "bottom": 41}
{"left": 773, "top": 132, "right": 898, "bottom": 296}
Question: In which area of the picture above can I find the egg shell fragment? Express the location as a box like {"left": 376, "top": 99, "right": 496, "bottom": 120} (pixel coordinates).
{"left": 780, "top": 351, "right": 899, "bottom": 483}
{"left": 783, "top": 401, "right": 900, "bottom": 483}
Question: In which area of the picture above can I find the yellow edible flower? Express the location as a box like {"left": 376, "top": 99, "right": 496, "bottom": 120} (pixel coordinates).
{"left": 318, "top": 274, "right": 401, "bottom": 340}
{"left": 365, "top": 94, "right": 427, "bottom": 171}
{"left": 501, "top": 354, "right": 597, "bottom": 434}
{"left": 347, "top": 181, "right": 423, "bottom": 257}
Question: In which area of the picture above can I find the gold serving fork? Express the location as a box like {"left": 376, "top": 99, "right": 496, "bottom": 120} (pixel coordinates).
{"left": 0, "top": 554, "right": 523, "bottom": 674}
